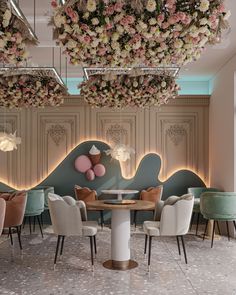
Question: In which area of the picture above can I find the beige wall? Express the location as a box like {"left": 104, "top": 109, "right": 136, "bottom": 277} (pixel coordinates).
{"left": 0, "top": 96, "right": 209, "bottom": 189}
{"left": 209, "top": 54, "right": 236, "bottom": 191}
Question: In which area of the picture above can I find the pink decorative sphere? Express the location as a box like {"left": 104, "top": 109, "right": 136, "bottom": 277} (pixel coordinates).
{"left": 74, "top": 155, "right": 92, "bottom": 173}
{"left": 86, "top": 169, "right": 95, "bottom": 181}
{"left": 94, "top": 164, "right": 106, "bottom": 177}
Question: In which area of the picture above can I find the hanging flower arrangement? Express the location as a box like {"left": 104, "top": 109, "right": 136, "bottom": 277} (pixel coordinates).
{"left": 79, "top": 71, "right": 180, "bottom": 108}
{"left": 0, "top": 0, "right": 38, "bottom": 65}
{"left": 51, "top": 0, "right": 230, "bottom": 67}
{"left": 0, "top": 69, "right": 67, "bottom": 108}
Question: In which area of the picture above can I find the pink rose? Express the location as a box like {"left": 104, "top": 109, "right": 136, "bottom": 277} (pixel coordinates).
{"left": 105, "top": 23, "right": 113, "bottom": 30}
{"left": 98, "top": 47, "right": 106, "bottom": 56}
{"left": 173, "top": 31, "right": 180, "bottom": 38}
{"left": 114, "top": 2, "right": 123, "bottom": 12}
{"left": 126, "top": 15, "right": 135, "bottom": 24}
{"left": 80, "top": 24, "right": 89, "bottom": 31}
{"left": 218, "top": 3, "right": 225, "bottom": 13}
{"left": 157, "top": 14, "right": 165, "bottom": 24}
{"left": 65, "top": 7, "right": 73, "bottom": 16}
{"left": 71, "top": 11, "right": 79, "bottom": 23}
{"left": 181, "top": 15, "right": 191, "bottom": 25}
{"left": 83, "top": 35, "right": 91, "bottom": 44}
{"left": 51, "top": 0, "right": 57, "bottom": 8}
{"left": 120, "top": 17, "right": 129, "bottom": 26}
{"left": 168, "top": 15, "right": 179, "bottom": 25}
{"left": 177, "top": 12, "right": 186, "bottom": 21}
{"left": 161, "top": 22, "right": 170, "bottom": 29}
{"left": 105, "top": 5, "right": 114, "bottom": 15}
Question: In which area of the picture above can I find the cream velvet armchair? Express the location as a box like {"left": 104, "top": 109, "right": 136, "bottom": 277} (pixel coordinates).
{"left": 48, "top": 193, "right": 98, "bottom": 270}
{"left": 0, "top": 198, "right": 6, "bottom": 236}
{"left": 143, "top": 194, "right": 194, "bottom": 271}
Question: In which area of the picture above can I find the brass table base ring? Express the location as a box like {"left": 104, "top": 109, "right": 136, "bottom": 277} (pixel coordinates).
{"left": 103, "top": 260, "right": 138, "bottom": 270}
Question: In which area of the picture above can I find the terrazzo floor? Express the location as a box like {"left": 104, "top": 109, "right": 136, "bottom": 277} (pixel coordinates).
{"left": 0, "top": 225, "right": 236, "bottom": 295}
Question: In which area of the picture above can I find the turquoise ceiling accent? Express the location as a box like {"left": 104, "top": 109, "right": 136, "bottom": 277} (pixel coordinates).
{"left": 63, "top": 77, "right": 212, "bottom": 96}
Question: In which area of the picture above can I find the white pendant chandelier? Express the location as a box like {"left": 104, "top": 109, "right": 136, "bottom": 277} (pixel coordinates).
{"left": 0, "top": 131, "right": 21, "bottom": 152}
{"left": 105, "top": 143, "right": 135, "bottom": 162}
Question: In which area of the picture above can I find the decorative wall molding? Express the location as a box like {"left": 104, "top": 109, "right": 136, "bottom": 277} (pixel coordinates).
{"left": 48, "top": 124, "right": 67, "bottom": 146}
{"left": 106, "top": 123, "right": 128, "bottom": 145}
{"left": 0, "top": 95, "right": 210, "bottom": 187}
{"left": 166, "top": 124, "right": 187, "bottom": 146}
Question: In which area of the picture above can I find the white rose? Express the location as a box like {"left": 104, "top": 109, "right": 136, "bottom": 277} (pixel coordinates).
{"left": 0, "top": 39, "right": 5, "bottom": 48}
{"left": 146, "top": 0, "right": 156, "bottom": 12}
{"left": 124, "top": 44, "right": 131, "bottom": 51}
{"left": 95, "top": 27, "right": 103, "bottom": 34}
{"left": 117, "top": 25, "right": 124, "bottom": 33}
{"left": 174, "top": 39, "right": 183, "bottom": 49}
{"left": 86, "top": 0, "right": 96, "bottom": 12}
{"left": 198, "top": 0, "right": 209, "bottom": 12}
{"left": 67, "top": 39, "right": 77, "bottom": 49}
{"left": 149, "top": 18, "right": 157, "bottom": 25}
{"left": 92, "top": 18, "right": 99, "bottom": 25}
{"left": 200, "top": 18, "right": 208, "bottom": 26}
{"left": 111, "top": 41, "right": 119, "bottom": 50}
{"left": 112, "top": 32, "right": 120, "bottom": 41}
{"left": 64, "top": 24, "right": 72, "bottom": 33}
{"left": 2, "top": 19, "right": 10, "bottom": 28}
{"left": 161, "top": 81, "right": 167, "bottom": 88}
{"left": 91, "top": 39, "right": 99, "bottom": 47}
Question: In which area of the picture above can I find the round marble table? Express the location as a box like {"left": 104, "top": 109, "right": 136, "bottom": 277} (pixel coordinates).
{"left": 87, "top": 200, "right": 154, "bottom": 270}
{"left": 101, "top": 189, "right": 139, "bottom": 201}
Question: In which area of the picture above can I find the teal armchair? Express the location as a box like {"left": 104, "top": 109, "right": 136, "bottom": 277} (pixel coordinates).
{"left": 24, "top": 189, "right": 45, "bottom": 238}
{"left": 200, "top": 192, "right": 236, "bottom": 247}
{"left": 34, "top": 186, "right": 55, "bottom": 225}
{"left": 188, "top": 187, "right": 220, "bottom": 235}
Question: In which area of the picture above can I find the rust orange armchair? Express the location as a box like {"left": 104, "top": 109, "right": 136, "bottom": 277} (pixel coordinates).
{"left": 0, "top": 191, "right": 27, "bottom": 250}
{"left": 133, "top": 185, "right": 163, "bottom": 227}
{"left": 74, "top": 185, "right": 104, "bottom": 227}
{"left": 0, "top": 198, "right": 6, "bottom": 236}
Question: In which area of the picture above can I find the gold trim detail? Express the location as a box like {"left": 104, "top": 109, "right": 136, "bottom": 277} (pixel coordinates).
{"left": 103, "top": 260, "right": 138, "bottom": 271}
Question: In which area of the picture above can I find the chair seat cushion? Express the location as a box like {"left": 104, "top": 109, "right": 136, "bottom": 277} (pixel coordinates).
{"left": 143, "top": 221, "right": 160, "bottom": 236}
{"left": 82, "top": 224, "right": 97, "bottom": 236}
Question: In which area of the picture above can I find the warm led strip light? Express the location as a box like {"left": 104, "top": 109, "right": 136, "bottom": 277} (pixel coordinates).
{"left": 0, "top": 138, "right": 208, "bottom": 190}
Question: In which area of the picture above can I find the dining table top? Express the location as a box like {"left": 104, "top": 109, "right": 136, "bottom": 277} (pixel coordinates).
{"left": 86, "top": 200, "right": 154, "bottom": 211}
{"left": 101, "top": 189, "right": 139, "bottom": 195}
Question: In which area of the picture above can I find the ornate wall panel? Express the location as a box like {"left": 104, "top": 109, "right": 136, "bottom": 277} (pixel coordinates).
{"left": 0, "top": 96, "right": 209, "bottom": 188}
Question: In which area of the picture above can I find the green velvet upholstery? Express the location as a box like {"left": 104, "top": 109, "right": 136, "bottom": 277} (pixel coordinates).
{"left": 35, "top": 186, "right": 55, "bottom": 210}
{"left": 200, "top": 192, "right": 236, "bottom": 221}
{"left": 188, "top": 187, "right": 220, "bottom": 213}
{"left": 25, "top": 189, "right": 45, "bottom": 216}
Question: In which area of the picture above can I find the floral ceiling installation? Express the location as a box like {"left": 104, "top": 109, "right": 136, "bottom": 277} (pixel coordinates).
{"left": 0, "top": 68, "right": 67, "bottom": 108}
{"left": 51, "top": 0, "right": 230, "bottom": 67}
{"left": 0, "top": 0, "right": 38, "bottom": 65}
{"left": 79, "top": 69, "right": 180, "bottom": 108}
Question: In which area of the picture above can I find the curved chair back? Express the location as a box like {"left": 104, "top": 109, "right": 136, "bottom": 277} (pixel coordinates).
{"left": 25, "top": 189, "right": 44, "bottom": 216}
{"left": 200, "top": 192, "right": 236, "bottom": 221}
{"left": 188, "top": 187, "right": 220, "bottom": 199}
{"left": 0, "top": 191, "right": 27, "bottom": 227}
{"left": 35, "top": 186, "right": 55, "bottom": 209}
{"left": 140, "top": 185, "right": 163, "bottom": 203}
{"left": 48, "top": 193, "right": 83, "bottom": 236}
{"left": 74, "top": 185, "right": 97, "bottom": 203}
{"left": 160, "top": 194, "right": 194, "bottom": 236}
{"left": 0, "top": 198, "right": 6, "bottom": 235}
